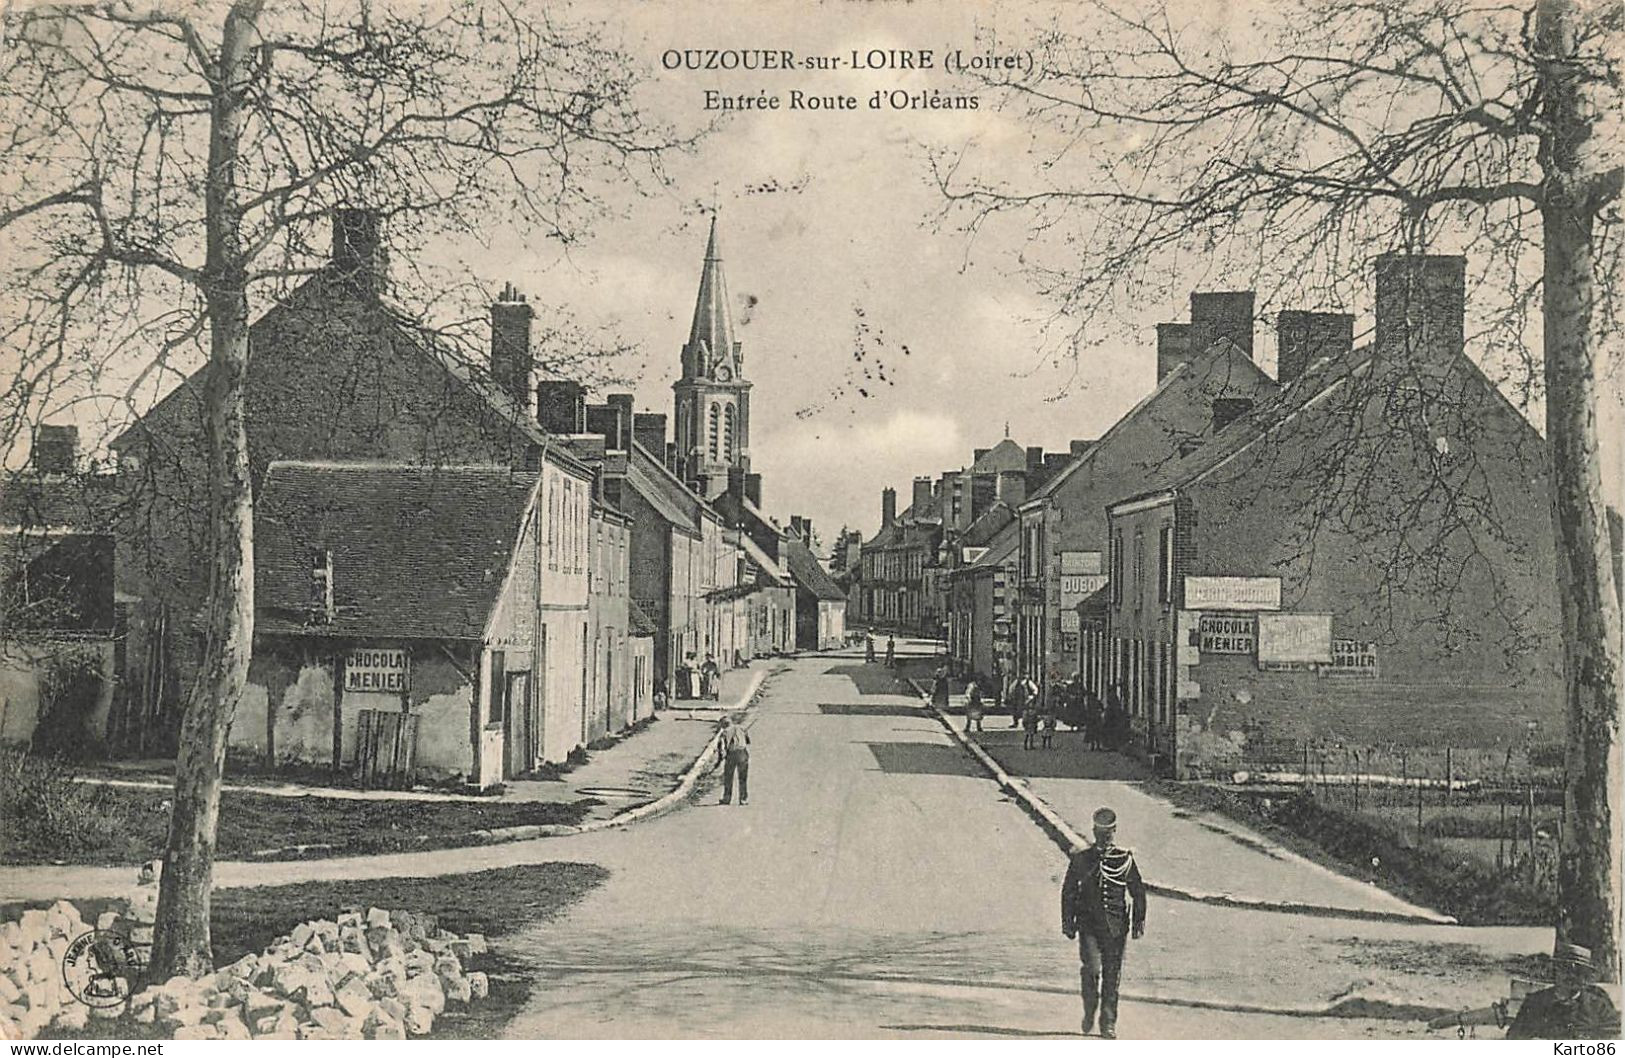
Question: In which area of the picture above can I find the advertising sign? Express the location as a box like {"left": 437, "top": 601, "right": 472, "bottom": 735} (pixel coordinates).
{"left": 1256, "top": 613, "right": 1333, "bottom": 665}
{"left": 345, "top": 648, "right": 408, "bottom": 694}
{"left": 1184, "top": 575, "right": 1282, "bottom": 611}
{"left": 1198, "top": 614, "right": 1256, "bottom": 654}
{"left": 1060, "top": 551, "right": 1103, "bottom": 575}
{"left": 1326, "top": 639, "right": 1379, "bottom": 678}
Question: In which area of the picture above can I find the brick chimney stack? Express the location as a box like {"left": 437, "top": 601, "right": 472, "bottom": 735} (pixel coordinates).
{"left": 1190, "top": 291, "right": 1256, "bottom": 360}
{"left": 1276, "top": 310, "right": 1355, "bottom": 386}
{"left": 1156, "top": 322, "right": 1191, "bottom": 381}
{"left": 32, "top": 424, "right": 77, "bottom": 475}
{"left": 1374, "top": 254, "right": 1465, "bottom": 377}
{"left": 882, "top": 487, "right": 897, "bottom": 528}
{"left": 491, "top": 282, "right": 534, "bottom": 413}
{"left": 331, "top": 209, "right": 385, "bottom": 293}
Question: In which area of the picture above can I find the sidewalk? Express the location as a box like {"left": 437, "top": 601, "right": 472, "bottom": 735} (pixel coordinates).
{"left": 499, "top": 664, "right": 766, "bottom": 820}
{"left": 924, "top": 680, "right": 1448, "bottom": 923}
{"left": 0, "top": 667, "right": 770, "bottom": 902}
{"left": 71, "top": 666, "right": 766, "bottom": 810}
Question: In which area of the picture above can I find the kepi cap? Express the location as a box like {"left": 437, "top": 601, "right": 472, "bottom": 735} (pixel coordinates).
{"left": 1553, "top": 940, "right": 1594, "bottom": 971}
{"left": 1092, "top": 807, "right": 1118, "bottom": 830}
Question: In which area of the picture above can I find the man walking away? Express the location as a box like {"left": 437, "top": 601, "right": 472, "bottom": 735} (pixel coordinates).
{"left": 718, "top": 715, "right": 751, "bottom": 805}
{"left": 1062, "top": 807, "right": 1147, "bottom": 1038}
{"left": 885, "top": 634, "right": 897, "bottom": 668}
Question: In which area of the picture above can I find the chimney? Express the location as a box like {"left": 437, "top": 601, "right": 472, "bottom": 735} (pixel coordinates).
{"left": 800, "top": 518, "right": 814, "bottom": 546}
{"left": 1211, "top": 397, "right": 1254, "bottom": 434}
{"left": 996, "top": 469, "right": 1027, "bottom": 506}
{"left": 331, "top": 209, "right": 385, "bottom": 292}
{"left": 1025, "top": 446, "right": 1044, "bottom": 473}
{"left": 882, "top": 487, "right": 897, "bottom": 527}
{"left": 970, "top": 473, "right": 996, "bottom": 521}
{"left": 727, "top": 465, "right": 747, "bottom": 500}
{"left": 1156, "top": 322, "right": 1191, "bottom": 381}
{"left": 745, "top": 473, "right": 763, "bottom": 508}
{"left": 1276, "top": 310, "right": 1355, "bottom": 386}
{"left": 1190, "top": 291, "right": 1256, "bottom": 359}
{"left": 535, "top": 379, "right": 585, "bottom": 435}
{"left": 633, "top": 412, "right": 667, "bottom": 456}
{"left": 584, "top": 403, "right": 618, "bottom": 448}
{"left": 31, "top": 424, "right": 78, "bottom": 475}
{"left": 973, "top": 447, "right": 990, "bottom": 463}
{"left": 490, "top": 282, "right": 534, "bottom": 412}
{"left": 606, "top": 394, "right": 634, "bottom": 452}
{"left": 1069, "top": 439, "right": 1094, "bottom": 457}
{"left": 1374, "top": 254, "right": 1465, "bottom": 376}
{"left": 309, "top": 547, "right": 335, "bottom": 623}
{"left": 912, "top": 476, "right": 933, "bottom": 516}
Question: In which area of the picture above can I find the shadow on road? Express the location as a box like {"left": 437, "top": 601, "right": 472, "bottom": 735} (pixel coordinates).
{"left": 863, "top": 741, "right": 983, "bottom": 778}
{"left": 972, "top": 729, "right": 1152, "bottom": 781}
{"left": 818, "top": 702, "right": 928, "bottom": 719}
{"left": 827, "top": 664, "right": 918, "bottom": 696}
{"left": 880, "top": 1024, "right": 1077, "bottom": 1037}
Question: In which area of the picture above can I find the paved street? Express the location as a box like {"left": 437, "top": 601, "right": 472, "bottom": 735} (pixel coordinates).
{"left": 499, "top": 652, "right": 1544, "bottom": 1038}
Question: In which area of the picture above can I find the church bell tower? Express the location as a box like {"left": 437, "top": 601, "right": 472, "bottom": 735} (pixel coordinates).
{"left": 674, "top": 216, "right": 752, "bottom": 498}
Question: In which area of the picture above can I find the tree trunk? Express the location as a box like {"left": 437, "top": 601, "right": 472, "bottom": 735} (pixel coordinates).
{"left": 150, "top": 0, "right": 263, "bottom": 979}
{"left": 1538, "top": 0, "right": 1624, "bottom": 985}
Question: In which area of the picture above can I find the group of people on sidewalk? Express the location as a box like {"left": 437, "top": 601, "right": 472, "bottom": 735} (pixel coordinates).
{"left": 933, "top": 665, "right": 1131, "bottom": 752}
{"left": 673, "top": 653, "right": 726, "bottom": 701}
{"left": 863, "top": 630, "right": 897, "bottom": 668}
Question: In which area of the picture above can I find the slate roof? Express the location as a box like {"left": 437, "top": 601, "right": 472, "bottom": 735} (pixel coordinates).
{"left": 255, "top": 461, "right": 537, "bottom": 640}
{"left": 736, "top": 531, "right": 789, "bottom": 587}
{"left": 624, "top": 441, "right": 704, "bottom": 537}
{"left": 961, "top": 502, "right": 1014, "bottom": 548}
{"left": 783, "top": 536, "right": 846, "bottom": 602}
{"left": 968, "top": 438, "right": 1028, "bottom": 474}
{"left": 1024, "top": 338, "right": 1275, "bottom": 507}
{"left": 959, "top": 521, "right": 1019, "bottom": 576}
{"left": 0, "top": 472, "right": 120, "bottom": 531}
{"left": 628, "top": 598, "right": 657, "bottom": 637}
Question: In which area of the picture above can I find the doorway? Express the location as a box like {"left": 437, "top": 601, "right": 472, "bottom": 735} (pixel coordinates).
{"left": 503, "top": 670, "right": 533, "bottom": 778}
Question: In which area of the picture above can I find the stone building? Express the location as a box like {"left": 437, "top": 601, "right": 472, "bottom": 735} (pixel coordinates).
{"left": 1014, "top": 292, "right": 1279, "bottom": 700}
{"left": 1102, "top": 255, "right": 1563, "bottom": 776}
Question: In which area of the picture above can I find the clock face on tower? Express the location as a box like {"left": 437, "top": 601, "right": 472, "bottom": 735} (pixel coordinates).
{"left": 714, "top": 363, "right": 732, "bottom": 382}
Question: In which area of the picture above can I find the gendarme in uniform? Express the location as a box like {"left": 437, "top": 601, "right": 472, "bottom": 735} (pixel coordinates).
{"left": 1061, "top": 806, "right": 1147, "bottom": 1038}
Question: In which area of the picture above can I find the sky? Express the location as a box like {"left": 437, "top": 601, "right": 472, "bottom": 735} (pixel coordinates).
{"left": 460, "top": 0, "right": 1177, "bottom": 544}
{"left": 9, "top": 0, "right": 1616, "bottom": 546}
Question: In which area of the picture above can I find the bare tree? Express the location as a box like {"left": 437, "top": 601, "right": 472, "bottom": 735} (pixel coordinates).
{"left": 935, "top": 0, "right": 1621, "bottom": 973}
{"left": 0, "top": 0, "right": 680, "bottom": 977}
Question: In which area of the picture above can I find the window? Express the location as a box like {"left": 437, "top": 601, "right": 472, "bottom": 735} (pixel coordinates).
{"left": 1132, "top": 529, "right": 1145, "bottom": 610}
{"left": 1158, "top": 525, "right": 1173, "bottom": 604}
{"left": 488, "top": 651, "right": 506, "bottom": 723}
{"left": 548, "top": 480, "right": 558, "bottom": 571}
{"left": 1110, "top": 530, "right": 1124, "bottom": 604}
{"left": 723, "top": 404, "right": 736, "bottom": 461}
{"left": 707, "top": 404, "right": 721, "bottom": 461}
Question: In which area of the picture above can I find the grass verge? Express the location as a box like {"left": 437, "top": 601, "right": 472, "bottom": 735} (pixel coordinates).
{"left": 2, "top": 752, "right": 601, "bottom": 866}
{"left": 1144, "top": 780, "right": 1555, "bottom": 925}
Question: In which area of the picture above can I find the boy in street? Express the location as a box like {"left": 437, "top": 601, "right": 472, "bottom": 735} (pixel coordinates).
{"left": 1062, "top": 807, "right": 1147, "bottom": 1039}
{"left": 717, "top": 714, "right": 751, "bottom": 806}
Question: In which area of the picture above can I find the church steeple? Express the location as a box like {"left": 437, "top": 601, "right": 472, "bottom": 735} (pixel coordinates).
{"left": 682, "top": 216, "right": 741, "bottom": 381}
{"left": 673, "top": 213, "right": 752, "bottom": 499}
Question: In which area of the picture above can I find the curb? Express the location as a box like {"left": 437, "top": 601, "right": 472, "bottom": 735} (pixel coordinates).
{"left": 908, "top": 678, "right": 1455, "bottom": 928}
{"left": 470, "top": 665, "right": 774, "bottom": 844}
{"left": 242, "top": 667, "right": 777, "bottom": 859}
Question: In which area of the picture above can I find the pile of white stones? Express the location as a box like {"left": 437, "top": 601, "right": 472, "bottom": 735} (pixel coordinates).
{"left": 0, "top": 900, "right": 106, "bottom": 1037}
{"left": 1, "top": 898, "right": 490, "bottom": 1041}
{"left": 127, "top": 907, "right": 491, "bottom": 1040}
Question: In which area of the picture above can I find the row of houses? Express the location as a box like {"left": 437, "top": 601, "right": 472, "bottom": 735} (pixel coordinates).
{"left": 858, "top": 254, "right": 1590, "bottom": 777}
{"left": 0, "top": 212, "right": 845, "bottom": 788}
